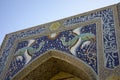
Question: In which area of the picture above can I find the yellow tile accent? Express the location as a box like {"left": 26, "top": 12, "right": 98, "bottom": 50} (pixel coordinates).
{"left": 50, "top": 22, "right": 60, "bottom": 31}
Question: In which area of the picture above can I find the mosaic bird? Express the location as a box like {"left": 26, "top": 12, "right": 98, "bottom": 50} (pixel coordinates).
{"left": 60, "top": 27, "right": 95, "bottom": 56}
{"left": 14, "top": 39, "right": 45, "bottom": 64}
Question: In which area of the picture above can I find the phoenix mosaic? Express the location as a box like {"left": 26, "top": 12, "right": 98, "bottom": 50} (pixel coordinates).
{"left": 5, "top": 23, "right": 97, "bottom": 80}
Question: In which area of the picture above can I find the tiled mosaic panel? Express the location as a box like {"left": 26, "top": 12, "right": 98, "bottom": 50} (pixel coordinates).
{"left": 63, "top": 8, "right": 119, "bottom": 69}
{"left": 0, "top": 27, "right": 46, "bottom": 75}
{"left": 5, "top": 23, "right": 97, "bottom": 80}
{"left": 0, "top": 7, "right": 119, "bottom": 77}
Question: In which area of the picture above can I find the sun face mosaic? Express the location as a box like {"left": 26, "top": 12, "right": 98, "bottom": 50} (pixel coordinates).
{"left": 5, "top": 23, "right": 97, "bottom": 80}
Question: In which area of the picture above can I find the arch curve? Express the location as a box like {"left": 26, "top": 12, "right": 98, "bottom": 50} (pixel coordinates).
{"left": 12, "top": 50, "right": 97, "bottom": 80}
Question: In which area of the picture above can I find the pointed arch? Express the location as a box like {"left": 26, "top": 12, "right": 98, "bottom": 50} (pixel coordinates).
{"left": 12, "top": 50, "right": 97, "bottom": 80}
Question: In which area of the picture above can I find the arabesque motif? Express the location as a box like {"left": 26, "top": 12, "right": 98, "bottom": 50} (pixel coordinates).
{"left": 5, "top": 23, "right": 97, "bottom": 80}
{"left": 0, "top": 7, "right": 119, "bottom": 80}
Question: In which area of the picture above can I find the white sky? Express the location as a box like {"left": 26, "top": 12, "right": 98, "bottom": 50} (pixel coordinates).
{"left": 0, "top": 0, "right": 120, "bottom": 45}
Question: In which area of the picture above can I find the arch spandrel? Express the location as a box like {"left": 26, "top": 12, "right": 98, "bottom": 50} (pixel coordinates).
{"left": 12, "top": 50, "right": 97, "bottom": 80}
{"left": 3, "top": 22, "right": 98, "bottom": 80}
{"left": 0, "top": 4, "right": 120, "bottom": 80}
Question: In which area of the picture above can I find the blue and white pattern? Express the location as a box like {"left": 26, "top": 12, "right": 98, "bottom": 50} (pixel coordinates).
{"left": 0, "top": 7, "right": 119, "bottom": 80}
{"left": 5, "top": 23, "right": 97, "bottom": 80}
{"left": 63, "top": 8, "right": 119, "bottom": 69}
{"left": 0, "top": 27, "right": 46, "bottom": 75}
